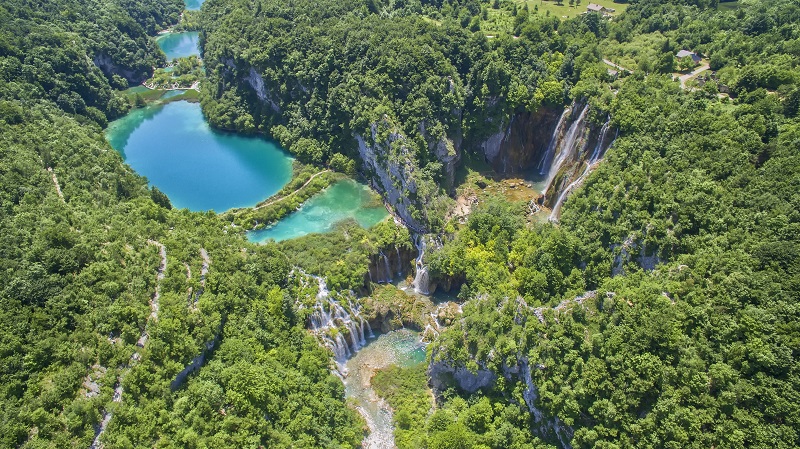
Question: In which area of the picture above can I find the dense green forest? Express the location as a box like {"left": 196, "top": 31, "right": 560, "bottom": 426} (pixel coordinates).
{"left": 0, "top": 0, "right": 365, "bottom": 447}
{"left": 199, "top": 0, "right": 800, "bottom": 446}
{"left": 198, "top": 0, "right": 612, "bottom": 230}
{"left": 1, "top": 0, "right": 799, "bottom": 447}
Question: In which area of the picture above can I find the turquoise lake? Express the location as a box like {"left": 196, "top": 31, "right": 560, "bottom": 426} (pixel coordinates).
{"left": 106, "top": 101, "right": 293, "bottom": 212}
{"left": 156, "top": 32, "right": 200, "bottom": 60}
{"left": 248, "top": 180, "right": 389, "bottom": 242}
{"left": 185, "top": 0, "right": 204, "bottom": 10}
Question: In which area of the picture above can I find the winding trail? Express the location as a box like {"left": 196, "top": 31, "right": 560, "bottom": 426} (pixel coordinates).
{"left": 145, "top": 240, "right": 166, "bottom": 322}
{"left": 90, "top": 240, "right": 166, "bottom": 449}
{"left": 192, "top": 248, "right": 211, "bottom": 309}
{"left": 199, "top": 248, "right": 210, "bottom": 287}
{"left": 254, "top": 170, "right": 330, "bottom": 210}
{"left": 47, "top": 167, "right": 65, "bottom": 202}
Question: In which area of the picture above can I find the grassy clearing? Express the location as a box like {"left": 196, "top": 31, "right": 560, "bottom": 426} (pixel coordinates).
{"left": 717, "top": 1, "right": 741, "bottom": 12}
{"left": 479, "top": 0, "right": 627, "bottom": 35}
{"left": 524, "top": 0, "right": 627, "bottom": 20}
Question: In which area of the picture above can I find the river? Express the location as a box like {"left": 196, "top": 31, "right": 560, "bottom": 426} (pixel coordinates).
{"left": 343, "top": 330, "right": 426, "bottom": 449}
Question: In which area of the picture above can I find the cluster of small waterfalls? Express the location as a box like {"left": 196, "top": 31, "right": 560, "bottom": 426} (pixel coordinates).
{"left": 299, "top": 272, "right": 374, "bottom": 375}
{"left": 301, "top": 235, "right": 439, "bottom": 372}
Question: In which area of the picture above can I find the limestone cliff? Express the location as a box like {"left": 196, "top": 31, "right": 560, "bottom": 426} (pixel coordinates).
{"left": 355, "top": 120, "right": 457, "bottom": 232}
{"left": 428, "top": 356, "right": 496, "bottom": 394}
{"left": 93, "top": 53, "right": 148, "bottom": 85}
{"left": 479, "top": 106, "right": 567, "bottom": 174}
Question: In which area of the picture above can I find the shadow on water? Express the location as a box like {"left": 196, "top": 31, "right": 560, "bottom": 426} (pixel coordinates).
{"left": 105, "top": 105, "right": 164, "bottom": 159}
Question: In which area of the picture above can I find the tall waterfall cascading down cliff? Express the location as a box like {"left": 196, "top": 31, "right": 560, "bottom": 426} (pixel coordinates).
{"left": 589, "top": 116, "right": 612, "bottom": 162}
{"left": 412, "top": 235, "right": 431, "bottom": 295}
{"left": 548, "top": 114, "right": 616, "bottom": 221}
{"left": 548, "top": 162, "right": 591, "bottom": 221}
{"left": 372, "top": 250, "right": 393, "bottom": 284}
{"left": 541, "top": 104, "right": 590, "bottom": 195}
{"left": 478, "top": 100, "right": 616, "bottom": 221}
{"left": 538, "top": 107, "right": 573, "bottom": 175}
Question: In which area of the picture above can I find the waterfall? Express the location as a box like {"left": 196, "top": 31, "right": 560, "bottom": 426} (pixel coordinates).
{"left": 549, "top": 117, "right": 617, "bottom": 222}
{"left": 305, "top": 273, "right": 373, "bottom": 375}
{"left": 548, "top": 162, "right": 591, "bottom": 221}
{"left": 589, "top": 116, "right": 611, "bottom": 162}
{"left": 382, "top": 251, "right": 392, "bottom": 282}
{"left": 395, "top": 247, "right": 402, "bottom": 276}
{"left": 412, "top": 235, "right": 431, "bottom": 295}
{"left": 542, "top": 104, "right": 590, "bottom": 195}
{"left": 538, "top": 107, "right": 572, "bottom": 174}
{"left": 374, "top": 250, "right": 392, "bottom": 283}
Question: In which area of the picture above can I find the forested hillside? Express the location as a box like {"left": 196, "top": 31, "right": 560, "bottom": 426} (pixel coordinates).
{"left": 199, "top": 0, "right": 610, "bottom": 229}
{"left": 1, "top": 0, "right": 799, "bottom": 447}
{"left": 0, "top": 0, "right": 363, "bottom": 447}
{"left": 0, "top": 0, "right": 182, "bottom": 123}
{"left": 200, "top": 0, "right": 799, "bottom": 446}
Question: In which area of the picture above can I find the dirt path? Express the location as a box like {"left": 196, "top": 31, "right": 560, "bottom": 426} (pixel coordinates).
{"left": 145, "top": 240, "right": 166, "bottom": 321}
{"left": 602, "top": 59, "right": 632, "bottom": 73}
{"left": 191, "top": 248, "right": 211, "bottom": 310}
{"left": 678, "top": 63, "right": 710, "bottom": 89}
{"left": 47, "top": 167, "right": 65, "bottom": 202}
{"left": 254, "top": 170, "right": 330, "bottom": 210}
{"left": 91, "top": 240, "right": 166, "bottom": 449}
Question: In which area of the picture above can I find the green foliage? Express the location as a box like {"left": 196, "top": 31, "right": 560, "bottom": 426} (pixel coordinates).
{"left": 374, "top": 372, "right": 548, "bottom": 449}
{"left": 427, "top": 2, "right": 800, "bottom": 447}
{"left": 146, "top": 56, "right": 204, "bottom": 90}
{"left": 277, "top": 220, "right": 411, "bottom": 291}
{"left": 197, "top": 0, "right": 614, "bottom": 229}
{"left": 0, "top": 99, "right": 363, "bottom": 447}
{"left": 224, "top": 166, "right": 342, "bottom": 229}
{"left": 372, "top": 364, "right": 431, "bottom": 448}
{"left": 0, "top": 0, "right": 177, "bottom": 122}
{"left": 3, "top": 0, "right": 800, "bottom": 448}
{"left": 329, "top": 153, "right": 358, "bottom": 176}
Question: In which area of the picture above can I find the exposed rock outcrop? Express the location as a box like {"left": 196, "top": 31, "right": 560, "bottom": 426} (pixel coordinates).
{"left": 244, "top": 67, "right": 281, "bottom": 113}
{"left": 502, "top": 356, "right": 574, "bottom": 449}
{"left": 93, "top": 53, "right": 148, "bottom": 85}
{"left": 477, "top": 102, "right": 618, "bottom": 221}
{"left": 611, "top": 236, "right": 661, "bottom": 276}
{"left": 479, "top": 106, "right": 567, "bottom": 174}
{"left": 356, "top": 122, "right": 451, "bottom": 232}
{"left": 428, "top": 358, "right": 496, "bottom": 394}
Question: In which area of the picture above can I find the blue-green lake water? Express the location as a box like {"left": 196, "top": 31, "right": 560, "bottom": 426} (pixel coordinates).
{"left": 106, "top": 101, "right": 293, "bottom": 212}
{"left": 248, "top": 180, "right": 389, "bottom": 242}
{"left": 156, "top": 32, "right": 200, "bottom": 60}
{"left": 343, "top": 330, "right": 426, "bottom": 448}
{"left": 185, "top": 0, "right": 204, "bottom": 10}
